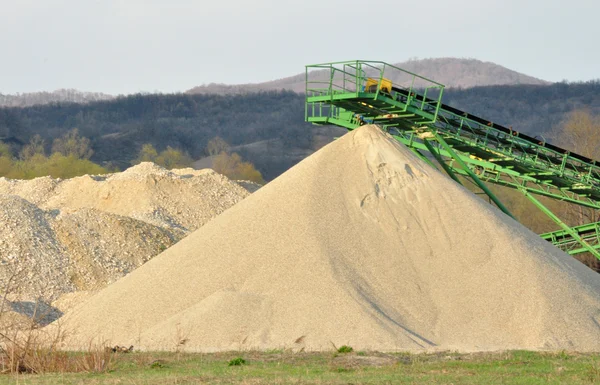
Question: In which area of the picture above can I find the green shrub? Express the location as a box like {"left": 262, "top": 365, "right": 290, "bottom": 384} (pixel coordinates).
{"left": 228, "top": 357, "right": 246, "bottom": 366}
{"left": 132, "top": 144, "right": 193, "bottom": 169}
{"left": 337, "top": 345, "right": 353, "bottom": 354}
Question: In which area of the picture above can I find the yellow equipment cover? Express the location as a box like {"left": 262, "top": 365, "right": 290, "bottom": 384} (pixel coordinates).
{"left": 365, "top": 77, "right": 392, "bottom": 93}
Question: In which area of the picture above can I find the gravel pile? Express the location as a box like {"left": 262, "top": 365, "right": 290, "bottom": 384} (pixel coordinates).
{"left": 56, "top": 125, "right": 600, "bottom": 352}
{"left": 51, "top": 208, "right": 177, "bottom": 291}
{"left": 0, "top": 163, "right": 251, "bottom": 301}
{"left": 0, "top": 195, "right": 72, "bottom": 300}
{"left": 38, "top": 163, "right": 250, "bottom": 232}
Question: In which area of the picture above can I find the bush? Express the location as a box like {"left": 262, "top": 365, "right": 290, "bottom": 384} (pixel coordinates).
{"left": 212, "top": 151, "right": 264, "bottom": 184}
{"left": 228, "top": 357, "right": 246, "bottom": 366}
{"left": 1, "top": 136, "right": 110, "bottom": 180}
{"left": 337, "top": 345, "right": 353, "bottom": 354}
{"left": 132, "top": 144, "right": 193, "bottom": 169}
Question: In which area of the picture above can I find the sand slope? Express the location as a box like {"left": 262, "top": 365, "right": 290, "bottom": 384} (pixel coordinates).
{"left": 57, "top": 125, "right": 600, "bottom": 352}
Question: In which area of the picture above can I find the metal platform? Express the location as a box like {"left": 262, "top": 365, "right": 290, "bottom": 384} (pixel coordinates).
{"left": 305, "top": 60, "right": 600, "bottom": 259}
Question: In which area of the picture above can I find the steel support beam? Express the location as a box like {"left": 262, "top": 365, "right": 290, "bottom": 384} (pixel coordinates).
{"left": 520, "top": 189, "right": 600, "bottom": 260}
{"left": 432, "top": 132, "right": 516, "bottom": 220}
{"left": 423, "top": 139, "right": 463, "bottom": 186}
{"left": 411, "top": 149, "right": 437, "bottom": 169}
{"left": 389, "top": 132, "right": 600, "bottom": 209}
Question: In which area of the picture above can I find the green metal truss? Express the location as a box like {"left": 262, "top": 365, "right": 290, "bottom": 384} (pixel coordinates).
{"left": 541, "top": 221, "right": 600, "bottom": 255}
{"left": 305, "top": 60, "right": 600, "bottom": 259}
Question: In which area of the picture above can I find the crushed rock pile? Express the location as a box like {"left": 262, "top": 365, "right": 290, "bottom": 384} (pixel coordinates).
{"left": 0, "top": 164, "right": 252, "bottom": 300}
{"left": 56, "top": 125, "right": 600, "bottom": 353}
{"left": 51, "top": 208, "right": 177, "bottom": 290}
{"left": 0, "top": 195, "right": 73, "bottom": 298}
{"left": 0, "top": 163, "right": 251, "bottom": 233}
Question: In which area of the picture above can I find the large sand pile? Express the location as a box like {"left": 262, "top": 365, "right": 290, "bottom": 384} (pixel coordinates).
{"left": 57, "top": 125, "right": 600, "bottom": 352}
{"left": 0, "top": 164, "right": 252, "bottom": 300}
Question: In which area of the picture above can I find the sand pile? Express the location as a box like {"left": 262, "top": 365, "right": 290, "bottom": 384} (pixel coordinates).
{"left": 0, "top": 195, "right": 73, "bottom": 298}
{"left": 56, "top": 125, "right": 600, "bottom": 352}
{"left": 0, "top": 164, "right": 252, "bottom": 300}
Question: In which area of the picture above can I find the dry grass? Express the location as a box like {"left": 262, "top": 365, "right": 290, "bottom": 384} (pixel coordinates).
{"left": 0, "top": 261, "right": 115, "bottom": 375}
{"left": 0, "top": 322, "right": 114, "bottom": 374}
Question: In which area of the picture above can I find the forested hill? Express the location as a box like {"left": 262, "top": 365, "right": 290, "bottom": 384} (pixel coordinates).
{"left": 0, "top": 91, "right": 320, "bottom": 180}
{"left": 0, "top": 82, "right": 598, "bottom": 181}
{"left": 445, "top": 80, "right": 600, "bottom": 140}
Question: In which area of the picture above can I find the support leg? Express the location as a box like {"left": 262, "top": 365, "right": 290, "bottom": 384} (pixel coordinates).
{"left": 432, "top": 131, "right": 515, "bottom": 220}
{"left": 521, "top": 189, "right": 600, "bottom": 260}
{"left": 423, "top": 139, "right": 463, "bottom": 186}
{"left": 411, "top": 149, "right": 437, "bottom": 169}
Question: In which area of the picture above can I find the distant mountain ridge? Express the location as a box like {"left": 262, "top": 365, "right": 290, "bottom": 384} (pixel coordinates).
{"left": 187, "top": 58, "right": 550, "bottom": 95}
{"left": 1, "top": 58, "right": 550, "bottom": 107}
{"left": 0, "top": 89, "right": 114, "bottom": 107}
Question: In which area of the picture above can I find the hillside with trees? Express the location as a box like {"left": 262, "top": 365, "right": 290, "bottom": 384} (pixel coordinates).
{"left": 0, "top": 129, "right": 110, "bottom": 179}
{"left": 0, "top": 82, "right": 598, "bottom": 182}
{"left": 445, "top": 80, "right": 600, "bottom": 140}
{"left": 0, "top": 91, "right": 320, "bottom": 180}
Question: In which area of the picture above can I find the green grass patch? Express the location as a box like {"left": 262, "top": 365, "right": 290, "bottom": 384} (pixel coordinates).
{"left": 336, "top": 345, "right": 353, "bottom": 354}
{"left": 227, "top": 357, "right": 246, "bottom": 366}
{"left": 1, "top": 350, "right": 600, "bottom": 384}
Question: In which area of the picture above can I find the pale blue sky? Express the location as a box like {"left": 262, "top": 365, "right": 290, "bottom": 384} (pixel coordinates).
{"left": 0, "top": 0, "right": 597, "bottom": 94}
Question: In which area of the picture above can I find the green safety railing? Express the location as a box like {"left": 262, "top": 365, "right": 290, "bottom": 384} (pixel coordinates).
{"left": 305, "top": 60, "right": 445, "bottom": 126}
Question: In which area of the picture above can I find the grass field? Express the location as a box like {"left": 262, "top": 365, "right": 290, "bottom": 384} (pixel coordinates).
{"left": 2, "top": 350, "right": 600, "bottom": 384}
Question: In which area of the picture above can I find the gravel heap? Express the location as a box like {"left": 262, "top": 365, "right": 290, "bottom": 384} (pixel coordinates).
{"left": 0, "top": 195, "right": 72, "bottom": 299}
{"left": 0, "top": 164, "right": 251, "bottom": 301}
{"left": 0, "top": 163, "right": 250, "bottom": 233}
{"left": 56, "top": 126, "right": 600, "bottom": 352}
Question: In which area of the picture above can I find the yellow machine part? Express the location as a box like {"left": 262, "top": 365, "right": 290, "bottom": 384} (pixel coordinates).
{"left": 366, "top": 77, "right": 393, "bottom": 93}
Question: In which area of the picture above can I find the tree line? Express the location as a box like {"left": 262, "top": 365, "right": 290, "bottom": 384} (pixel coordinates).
{"left": 0, "top": 127, "right": 263, "bottom": 183}
{"left": 0, "top": 83, "right": 599, "bottom": 181}
{"left": 0, "top": 91, "right": 311, "bottom": 180}
{"left": 0, "top": 129, "right": 109, "bottom": 179}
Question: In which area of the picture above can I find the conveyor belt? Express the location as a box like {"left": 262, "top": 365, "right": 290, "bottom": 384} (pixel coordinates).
{"left": 391, "top": 86, "right": 596, "bottom": 165}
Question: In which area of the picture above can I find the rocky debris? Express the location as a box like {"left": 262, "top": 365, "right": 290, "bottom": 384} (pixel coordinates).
{"left": 40, "top": 164, "right": 250, "bottom": 232}
{"left": 105, "top": 345, "right": 134, "bottom": 353}
{"left": 235, "top": 180, "right": 262, "bottom": 193}
{"left": 51, "top": 208, "right": 179, "bottom": 291}
{"left": 0, "top": 195, "right": 73, "bottom": 300}
{"left": 0, "top": 176, "right": 59, "bottom": 206}
{"left": 0, "top": 163, "right": 252, "bottom": 301}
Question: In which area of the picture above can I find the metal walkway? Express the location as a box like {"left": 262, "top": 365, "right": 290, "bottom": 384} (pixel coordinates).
{"left": 305, "top": 60, "right": 600, "bottom": 259}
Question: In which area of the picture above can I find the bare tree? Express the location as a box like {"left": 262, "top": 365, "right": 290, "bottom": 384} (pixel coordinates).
{"left": 20, "top": 135, "right": 46, "bottom": 160}
{"left": 556, "top": 110, "right": 600, "bottom": 160}
{"left": 205, "top": 137, "right": 230, "bottom": 156}
{"left": 51, "top": 129, "right": 93, "bottom": 160}
{"left": 554, "top": 110, "right": 600, "bottom": 271}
